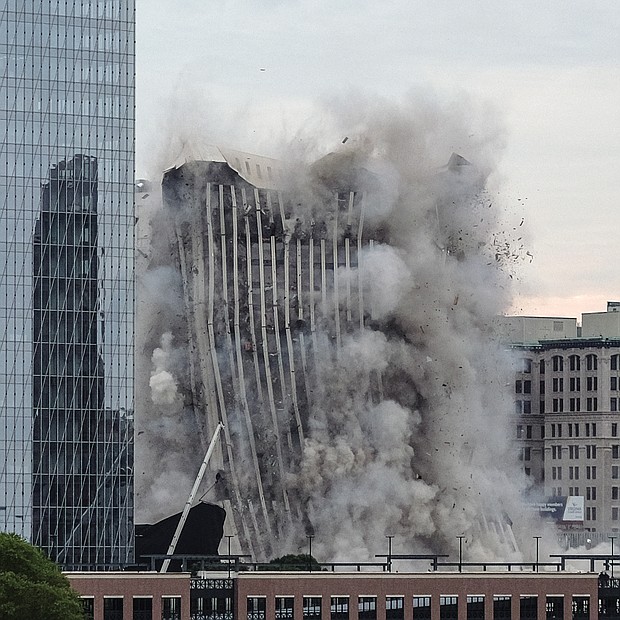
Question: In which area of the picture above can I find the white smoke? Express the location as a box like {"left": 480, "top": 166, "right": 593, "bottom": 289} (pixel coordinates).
{"left": 134, "top": 190, "right": 205, "bottom": 523}
{"left": 271, "top": 93, "right": 547, "bottom": 561}
{"left": 137, "top": 89, "right": 552, "bottom": 556}
{"left": 150, "top": 332, "right": 183, "bottom": 407}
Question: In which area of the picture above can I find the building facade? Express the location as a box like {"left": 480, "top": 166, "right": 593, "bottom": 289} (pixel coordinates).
{"left": 67, "top": 568, "right": 604, "bottom": 620}
{"left": 503, "top": 311, "right": 620, "bottom": 536}
{"left": 0, "top": 0, "right": 135, "bottom": 568}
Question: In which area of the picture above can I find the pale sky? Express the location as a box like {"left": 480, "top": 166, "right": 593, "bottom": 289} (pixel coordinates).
{"left": 136, "top": 0, "right": 620, "bottom": 320}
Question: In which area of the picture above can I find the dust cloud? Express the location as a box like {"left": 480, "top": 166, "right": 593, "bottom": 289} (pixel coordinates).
{"left": 136, "top": 90, "right": 549, "bottom": 560}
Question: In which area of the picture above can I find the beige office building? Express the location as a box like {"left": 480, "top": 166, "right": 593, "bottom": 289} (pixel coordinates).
{"left": 498, "top": 303, "right": 620, "bottom": 537}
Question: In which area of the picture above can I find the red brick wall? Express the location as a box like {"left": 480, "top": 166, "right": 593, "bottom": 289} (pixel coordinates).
{"left": 236, "top": 572, "right": 599, "bottom": 620}
{"left": 66, "top": 572, "right": 191, "bottom": 620}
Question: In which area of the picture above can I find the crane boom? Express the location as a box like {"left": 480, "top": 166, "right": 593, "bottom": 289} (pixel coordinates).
{"left": 160, "top": 422, "right": 224, "bottom": 573}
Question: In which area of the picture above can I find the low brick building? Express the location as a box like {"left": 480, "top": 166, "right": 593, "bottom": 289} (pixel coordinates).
{"left": 66, "top": 569, "right": 605, "bottom": 620}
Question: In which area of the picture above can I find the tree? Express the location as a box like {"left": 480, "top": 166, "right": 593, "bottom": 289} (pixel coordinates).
{"left": 0, "top": 532, "right": 84, "bottom": 620}
{"left": 264, "top": 553, "right": 321, "bottom": 571}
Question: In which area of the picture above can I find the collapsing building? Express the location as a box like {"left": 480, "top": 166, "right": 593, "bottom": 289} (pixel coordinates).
{"left": 157, "top": 144, "right": 526, "bottom": 560}
{"left": 161, "top": 146, "right": 381, "bottom": 558}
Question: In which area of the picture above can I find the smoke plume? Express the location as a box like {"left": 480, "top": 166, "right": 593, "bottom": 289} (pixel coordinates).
{"left": 137, "top": 90, "right": 549, "bottom": 559}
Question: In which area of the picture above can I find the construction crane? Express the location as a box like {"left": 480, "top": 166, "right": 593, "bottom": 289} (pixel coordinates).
{"left": 160, "top": 423, "right": 224, "bottom": 573}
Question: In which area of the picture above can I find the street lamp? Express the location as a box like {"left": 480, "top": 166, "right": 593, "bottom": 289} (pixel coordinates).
{"left": 457, "top": 536, "right": 466, "bottom": 573}
{"left": 533, "top": 536, "right": 542, "bottom": 573}
{"left": 306, "top": 535, "right": 314, "bottom": 572}
{"left": 610, "top": 536, "right": 617, "bottom": 579}
{"left": 386, "top": 535, "right": 394, "bottom": 573}
{"left": 225, "top": 535, "right": 234, "bottom": 579}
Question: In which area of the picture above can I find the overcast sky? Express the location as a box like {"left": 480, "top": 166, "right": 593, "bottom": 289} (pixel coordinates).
{"left": 136, "top": 0, "right": 620, "bottom": 320}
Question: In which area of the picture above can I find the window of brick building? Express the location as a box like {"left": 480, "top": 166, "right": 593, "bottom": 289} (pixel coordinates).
{"left": 162, "top": 596, "right": 181, "bottom": 620}
{"left": 413, "top": 597, "right": 432, "bottom": 620}
{"left": 303, "top": 597, "right": 322, "bottom": 620}
{"left": 546, "top": 596, "right": 564, "bottom": 620}
{"left": 467, "top": 596, "right": 484, "bottom": 620}
{"left": 440, "top": 596, "right": 458, "bottom": 620}
{"left": 572, "top": 597, "right": 589, "bottom": 620}
{"left": 494, "top": 596, "right": 511, "bottom": 620}
{"left": 82, "top": 598, "right": 95, "bottom": 620}
{"left": 520, "top": 596, "right": 538, "bottom": 620}
{"left": 104, "top": 598, "right": 124, "bottom": 620}
{"left": 248, "top": 597, "right": 266, "bottom": 620}
{"left": 330, "top": 597, "right": 349, "bottom": 620}
{"left": 276, "top": 597, "right": 294, "bottom": 620}
{"left": 133, "top": 597, "right": 152, "bottom": 620}
{"left": 358, "top": 597, "right": 376, "bottom": 620}
{"left": 386, "top": 597, "right": 404, "bottom": 620}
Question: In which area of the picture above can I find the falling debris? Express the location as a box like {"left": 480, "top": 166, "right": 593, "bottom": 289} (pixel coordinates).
{"left": 137, "top": 94, "right": 539, "bottom": 565}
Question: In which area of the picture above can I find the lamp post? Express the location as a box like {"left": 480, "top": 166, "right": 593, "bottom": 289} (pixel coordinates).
{"left": 225, "top": 535, "right": 234, "bottom": 579}
{"left": 533, "top": 536, "right": 541, "bottom": 573}
{"left": 307, "top": 535, "right": 314, "bottom": 572}
{"left": 457, "top": 536, "right": 466, "bottom": 573}
{"left": 610, "top": 536, "right": 616, "bottom": 579}
{"left": 386, "top": 535, "right": 394, "bottom": 573}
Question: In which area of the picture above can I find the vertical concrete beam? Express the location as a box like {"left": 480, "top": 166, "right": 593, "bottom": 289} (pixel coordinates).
{"left": 344, "top": 191, "right": 354, "bottom": 325}
{"left": 332, "top": 203, "right": 341, "bottom": 350}
{"left": 357, "top": 192, "right": 366, "bottom": 331}
{"left": 254, "top": 189, "right": 290, "bottom": 517}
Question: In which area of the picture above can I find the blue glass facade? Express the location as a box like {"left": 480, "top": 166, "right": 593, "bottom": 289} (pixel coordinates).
{"left": 0, "top": 0, "right": 134, "bottom": 568}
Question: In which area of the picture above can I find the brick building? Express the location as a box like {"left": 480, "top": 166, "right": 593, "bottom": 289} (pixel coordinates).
{"left": 67, "top": 568, "right": 605, "bottom": 620}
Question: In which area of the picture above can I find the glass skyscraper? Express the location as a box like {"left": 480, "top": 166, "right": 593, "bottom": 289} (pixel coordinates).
{"left": 0, "top": 0, "right": 135, "bottom": 568}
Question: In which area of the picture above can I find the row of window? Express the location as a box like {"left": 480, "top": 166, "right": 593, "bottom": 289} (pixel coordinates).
{"left": 515, "top": 376, "right": 613, "bottom": 394}
{"left": 517, "top": 377, "right": 620, "bottom": 396}
{"left": 516, "top": 422, "right": 603, "bottom": 439}
{"left": 551, "top": 423, "right": 597, "bottom": 438}
{"left": 549, "top": 485, "right": 620, "bottom": 503}
{"left": 81, "top": 595, "right": 181, "bottom": 620}
{"left": 519, "top": 354, "right": 608, "bottom": 374}
{"left": 564, "top": 486, "right": 599, "bottom": 499}
{"left": 547, "top": 444, "right": 612, "bottom": 459}
{"left": 516, "top": 423, "right": 603, "bottom": 440}
{"left": 551, "top": 466, "right": 598, "bottom": 480}
{"left": 516, "top": 397, "right": 603, "bottom": 414}
{"left": 246, "top": 594, "right": 588, "bottom": 620}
